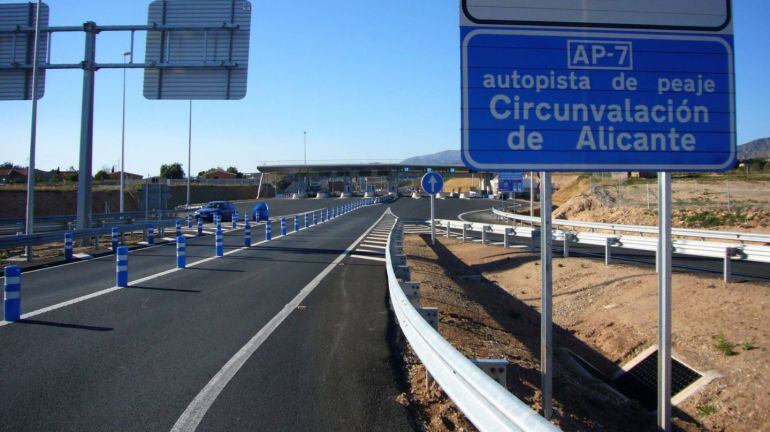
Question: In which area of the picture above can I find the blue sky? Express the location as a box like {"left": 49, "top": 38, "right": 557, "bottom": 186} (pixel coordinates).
{"left": 1, "top": 0, "right": 768, "bottom": 176}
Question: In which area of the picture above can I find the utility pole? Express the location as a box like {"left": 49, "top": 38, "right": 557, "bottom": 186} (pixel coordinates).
{"left": 187, "top": 100, "right": 192, "bottom": 208}
{"left": 24, "top": 0, "right": 43, "bottom": 261}
{"left": 119, "top": 51, "right": 130, "bottom": 214}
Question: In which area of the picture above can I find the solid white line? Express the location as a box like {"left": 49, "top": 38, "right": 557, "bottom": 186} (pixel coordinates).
{"left": 354, "top": 248, "right": 384, "bottom": 255}
{"left": 169, "top": 209, "right": 390, "bottom": 432}
{"left": 0, "top": 206, "right": 369, "bottom": 327}
{"left": 360, "top": 243, "right": 386, "bottom": 250}
{"left": 350, "top": 254, "right": 386, "bottom": 262}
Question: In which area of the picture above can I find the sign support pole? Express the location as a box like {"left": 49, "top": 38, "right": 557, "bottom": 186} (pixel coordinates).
{"left": 187, "top": 100, "right": 192, "bottom": 208}
{"left": 24, "top": 0, "right": 43, "bottom": 262}
{"left": 540, "top": 171, "right": 553, "bottom": 419}
{"left": 529, "top": 171, "right": 534, "bottom": 227}
{"left": 658, "top": 172, "right": 672, "bottom": 431}
{"left": 430, "top": 193, "right": 435, "bottom": 246}
{"left": 76, "top": 22, "right": 97, "bottom": 232}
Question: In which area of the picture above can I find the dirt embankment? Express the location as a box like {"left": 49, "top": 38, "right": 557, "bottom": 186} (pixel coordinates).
{"left": 400, "top": 234, "right": 769, "bottom": 431}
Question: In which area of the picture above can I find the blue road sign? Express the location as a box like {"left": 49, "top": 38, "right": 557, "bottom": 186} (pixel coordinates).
{"left": 421, "top": 172, "right": 444, "bottom": 195}
{"left": 461, "top": 9, "right": 735, "bottom": 172}
{"left": 499, "top": 172, "right": 524, "bottom": 193}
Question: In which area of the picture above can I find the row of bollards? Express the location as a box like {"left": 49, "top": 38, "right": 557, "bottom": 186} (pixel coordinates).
{"left": 3, "top": 200, "right": 378, "bottom": 322}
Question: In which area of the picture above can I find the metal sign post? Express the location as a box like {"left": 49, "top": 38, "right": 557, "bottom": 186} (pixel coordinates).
{"left": 24, "top": 0, "right": 44, "bottom": 261}
{"left": 421, "top": 172, "right": 444, "bottom": 246}
{"left": 658, "top": 172, "right": 673, "bottom": 430}
{"left": 540, "top": 171, "right": 553, "bottom": 419}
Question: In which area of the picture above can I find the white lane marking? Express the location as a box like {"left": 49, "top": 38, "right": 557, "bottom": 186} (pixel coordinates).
{"left": 169, "top": 209, "right": 390, "bottom": 432}
{"left": 350, "top": 254, "right": 386, "bottom": 262}
{"left": 0, "top": 206, "right": 369, "bottom": 327}
{"left": 353, "top": 249, "right": 384, "bottom": 255}
{"left": 457, "top": 208, "right": 491, "bottom": 222}
{"left": 360, "top": 243, "right": 386, "bottom": 250}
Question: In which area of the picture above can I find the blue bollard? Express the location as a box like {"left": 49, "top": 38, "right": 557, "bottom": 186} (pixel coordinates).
{"left": 111, "top": 227, "right": 119, "bottom": 251}
{"left": 3, "top": 266, "right": 21, "bottom": 322}
{"left": 116, "top": 246, "right": 128, "bottom": 287}
{"left": 187, "top": 215, "right": 193, "bottom": 229}
{"left": 281, "top": 217, "right": 287, "bottom": 236}
{"left": 64, "top": 232, "right": 73, "bottom": 260}
{"left": 295, "top": 215, "right": 300, "bottom": 232}
{"left": 232, "top": 213, "right": 238, "bottom": 230}
{"left": 244, "top": 212, "right": 249, "bottom": 224}
{"left": 197, "top": 218, "right": 204, "bottom": 237}
{"left": 148, "top": 225, "right": 155, "bottom": 245}
{"left": 176, "top": 236, "right": 186, "bottom": 268}
{"left": 216, "top": 229, "right": 224, "bottom": 256}
{"left": 245, "top": 220, "right": 252, "bottom": 247}
{"left": 313, "top": 211, "right": 318, "bottom": 225}
{"left": 266, "top": 220, "right": 272, "bottom": 241}
{"left": 176, "top": 220, "right": 182, "bottom": 238}
{"left": 305, "top": 213, "right": 310, "bottom": 229}
{"left": 321, "top": 209, "right": 326, "bottom": 223}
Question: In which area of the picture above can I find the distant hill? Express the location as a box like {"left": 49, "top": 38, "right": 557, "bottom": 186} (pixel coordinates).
{"left": 738, "top": 138, "right": 770, "bottom": 160}
{"left": 401, "top": 150, "right": 462, "bottom": 165}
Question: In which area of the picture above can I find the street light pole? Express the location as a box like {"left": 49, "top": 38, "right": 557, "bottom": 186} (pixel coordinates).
{"left": 24, "top": 0, "right": 43, "bottom": 262}
{"left": 187, "top": 100, "right": 192, "bottom": 208}
{"left": 120, "top": 51, "right": 130, "bottom": 214}
{"left": 303, "top": 130, "right": 307, "bottom": 195}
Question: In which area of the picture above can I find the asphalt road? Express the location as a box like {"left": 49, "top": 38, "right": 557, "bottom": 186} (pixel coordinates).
{"left": 2, "top": 198, "right": 469, "bottom": 432}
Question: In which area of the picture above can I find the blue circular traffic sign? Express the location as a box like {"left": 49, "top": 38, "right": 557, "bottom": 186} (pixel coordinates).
{"left": 421, "top": 172, "right": 444, "bottom": 195}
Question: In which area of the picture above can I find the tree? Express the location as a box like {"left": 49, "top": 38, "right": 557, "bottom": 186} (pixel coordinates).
{"left": 1, "top": 161, "right": 14, "bottom": 169}
{"left": 94, "top": 170, "right": 109, "bottom": 181}
{"left": 64, "top": 171, "right": 78, "bottom": 182}
{"left": 160, "top": 163, "right": 185, "bottom": 179}
{"left": 227, "top": 166, "right": 244, "bottom": 179}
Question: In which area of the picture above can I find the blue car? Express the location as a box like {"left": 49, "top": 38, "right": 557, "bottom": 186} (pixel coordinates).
{"left": 194, "top": 201, "right": 237, "bottom": 222}
{"left": 251, "top": 202, "right": 269, "bottom": 221}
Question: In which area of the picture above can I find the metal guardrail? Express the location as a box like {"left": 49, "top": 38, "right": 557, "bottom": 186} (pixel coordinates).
{"left": 434, "top": 218, "right": 770, "bottom": 282}
{"left": 385, "top": 215, "right": 558, "bottom": 432}
{"left": 0, "top": 210, "right": 182, "bottom": 236}
{"left": 0, "top": 219, "right": 179, "bottom": 250}
{"left": 492, "top": 207, "right": 770, "bottom": 244}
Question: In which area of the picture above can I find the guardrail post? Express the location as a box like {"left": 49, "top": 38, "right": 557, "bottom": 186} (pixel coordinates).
{"left": 148, "top": 224, "right": 155, "bottom": 245}
{"left": 462, "top": 224, "right": 470, "bottom": 242}
{"left": 266, "top": 220, "right": 272, "bottom": 241}
{"left": 504, "top": 228, "right": 512, "bottom": 248}
{"left": 472, "top": 359, "right": 508, "bottom": 388}
{"left": 530, "top": 229, "right": 540, "bottom": 251}
{"left": 482, "top": 225, "right": 490, "bottom": 245}
{"left": 64, "top": 232, "right": 74, "bottom": 260}
{"left": 216, "top": 229, "right": 224, "bottom": 256}
{"left": 724, "top": 248, "right": 734, "bottom": 283}
{"left": 402, "top": 281, "right": 420, "bottom": 307}
{"left": 175, "top": 220, "right": 182, "bottom": 238}
{"left": 294, "top": 215, "right": 300, "bottom": 232}
{"left": 321, "top": 209, "right": 326, "bottom": 223}
{"left": 605, "top": 238, "right": 613, "bottom": 265}
{"left": 111, "top": 227, "right": 119, "bottom": 251}
{"left": 563, "top": 233, "right": 571, "bottom": 258}
{"left": 281, "top": 218, "right": 287, "bottom": 236}
{"left": 244, "top": 220, "right": 252, "bottom": 247}
{"left": 3, "top": 266, "right": 21, "bottom": 322}
{"left": 313, "top": 211, "right": 318, "bottom": 226}
{"left": 446, "top": 222, "right": 451, "bottom": 238}
{"left": 197, "top": 218, "right": 204, "bottom": 237}
{"left": 116, "top": 246, "right": 128, "bottom": 287}
{"left": 305, "top": 213, "right": 310, "bottom": 229}
{"left": 395, "top": 265, "right": 411, "bottom": 281}
{"left": 176, "top": 236, "right": 186, "bottom": 269}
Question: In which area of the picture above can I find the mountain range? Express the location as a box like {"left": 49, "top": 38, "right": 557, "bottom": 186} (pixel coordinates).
{"left": 403, "top": 137, "right": 770, "bottom": 165}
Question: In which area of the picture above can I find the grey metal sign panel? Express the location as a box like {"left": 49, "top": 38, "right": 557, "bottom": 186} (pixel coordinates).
{"left": 143, "top": 0, "right": 251, "bottom": 100}
{"left": 0, "top": 2, "right": 49, "bottom": 101}
{"left": 461, "top": 0, "right": 731, "bottom": 31}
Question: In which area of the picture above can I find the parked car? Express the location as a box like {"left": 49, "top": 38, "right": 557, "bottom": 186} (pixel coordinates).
{"left": 251, "top": 202, "right": 270, "bottom": 222}
{"left": 194, "top": 201, "right": 237, "bottom": 222}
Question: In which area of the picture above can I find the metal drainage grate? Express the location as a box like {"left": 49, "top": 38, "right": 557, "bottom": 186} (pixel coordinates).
{"left": 613, "top": 349, "right": 702, "bottom": 411}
